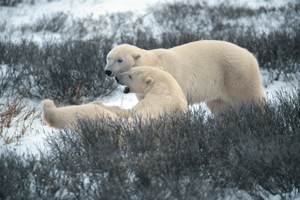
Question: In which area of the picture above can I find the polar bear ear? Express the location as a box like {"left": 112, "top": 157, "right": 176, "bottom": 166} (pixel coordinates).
{"left": 145, "top": 77, "right": 154, "bottom": 85}
{"left": 133, "top": 53, "right": 141, "bottom": 60}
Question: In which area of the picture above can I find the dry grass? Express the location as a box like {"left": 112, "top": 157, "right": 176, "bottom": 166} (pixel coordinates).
{"left": 0, "top": 95, "right": 41, "bottom": 145}
{"left": 0, "top": 85, "right": 102, "bottom": 145}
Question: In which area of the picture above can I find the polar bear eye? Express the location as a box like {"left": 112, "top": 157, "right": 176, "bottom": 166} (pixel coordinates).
{"left": 118, "top": 58, "right": 123, "bottom": 63}
{"left": 129, "top": 75, "right": 132, "bottom": 79}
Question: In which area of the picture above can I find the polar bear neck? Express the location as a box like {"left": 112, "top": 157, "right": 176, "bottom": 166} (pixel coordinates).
{"left": 134, "top": 49, "right": 160, "bottom": 67}
{"left": 146, "top": 79, "right": 185, "bottom": 104}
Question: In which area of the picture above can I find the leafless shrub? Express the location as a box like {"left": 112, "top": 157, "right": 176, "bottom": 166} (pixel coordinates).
{"left": 34, "top": 12, "right": 68, "bottom": 33}
{"left": 1, "top": 87, "right": 300, "bottom": 199}
{"left": 0, "top": 38, "right": 116, "bottom": 104}
{"left": 0, "top": 0, "right": 22, "bottom": 6}
{"left": 0, "top": 95, "right": 40, "bottom": 144}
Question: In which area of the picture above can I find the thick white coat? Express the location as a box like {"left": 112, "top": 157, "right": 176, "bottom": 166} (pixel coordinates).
{"left": 41, "top": 100, "right": 118, "bottom": 129}
{"left": 105, "top": 40, "right": 265, "bottom": 114}
{"left": 41, "top": 67, "right": 188, "bottom": 129}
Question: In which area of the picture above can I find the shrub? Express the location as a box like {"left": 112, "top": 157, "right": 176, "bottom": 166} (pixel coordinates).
{"left": 0, "top": 0, "right": 22, "bottom": 6}
{"left": 49, "top": 87, "right": 300, "bottom": 199}
{"left": 1, "top": 1, "right": 300, "bottom": 199}
{"left": 150, "top": 1, "right": 300, "bottom": 82}
{"left": 1, "top": 1, "right": 300, "bottom": 101}
{"left": 31, "top": 38, "right": 116, "bottom": 104}
{"left": 0, "top": 38, "right": 117, "bottom": 104}
{"left": 0, "top": 95, "right": 40, "bottom": 144}
{"left": 34, "top": 12, "right": 68, "bottom": 33}
{"left": 1, "top": 87, "right": 300, "bottom": 199}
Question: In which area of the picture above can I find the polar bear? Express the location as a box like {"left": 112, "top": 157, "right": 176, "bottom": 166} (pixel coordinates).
{"left": 41, "top": 66, "right": 188, "bottom": 129}
{"left": 41, "top": 99, "right": 119, "bottom": 129}
{"left": 105, "top": 40, "right": 265, "bottom": 115}
{"left": 97, "top": 66, "right": 188, "bottom": 118}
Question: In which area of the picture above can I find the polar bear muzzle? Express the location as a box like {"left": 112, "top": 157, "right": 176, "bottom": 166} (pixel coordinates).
{"left": 115, "top": 76, "right": 131, "bottom": 94}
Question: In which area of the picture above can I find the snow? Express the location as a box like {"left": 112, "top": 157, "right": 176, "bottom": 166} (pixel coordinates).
{"left": 0, "top": 0, "right": 298, "bottom": 199}
{"left": 1, "top": 75, "right": 295, "bottom": 155}
{"left": 0, "top": 86, "right": 138, "bottom": 156}
{"left": 0, "top": 0, "right": 296, "bottom": 43}
{"left": 0, "top": 0, "right": 296, "bottom": 164}
{"left": 0, "top": 0, "right": 173, "bottom": 27}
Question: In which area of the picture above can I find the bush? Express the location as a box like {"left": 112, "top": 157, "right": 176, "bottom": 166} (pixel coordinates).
{"left": 0, "top": 0, "right": 22, "bottom": 6}
{"left": 34, "top": 12, "right": 68, "bottom": 33}
{"left": 0, "top": 38, "right": 117, "bottom": 104}
{"left": 1, "top": 1, "right": 300, "bottom": 100}
{"left": 1, "top": 1, "right": 300, "bottom": 199}
{"left": 150, "top": 1, "right": 300, "bottom": 83}
{"left": 32, "top": 38, "right": 117, "bottom": 104}
{"left": 1, "top": 87, "right": 300, "bottom": 199}
{"left": 0, "top": 95, "right": 39, "bottom": 144}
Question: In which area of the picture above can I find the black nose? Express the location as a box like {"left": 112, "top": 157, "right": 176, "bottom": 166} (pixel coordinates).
{"left": 115, "top": 76, "right": 119, "bottom": 82}
{"left": 105, "top": 70, "right": 112, "bottom": 76}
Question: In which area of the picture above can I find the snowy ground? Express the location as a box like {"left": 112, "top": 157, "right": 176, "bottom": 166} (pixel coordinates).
{"left": 1, "top": 0, "right": 294, "bottom": 27}
{"left": 0, "top": 0, "right": 298, "bottom": 42}
{"left": 0, "top": 71, "right": 296, "bottom": 156}
{"left": 0, "top": 0, "right": 298, "bottom": 199}
{"left": 0, "top": 0, "right": 296, "bottom": 158}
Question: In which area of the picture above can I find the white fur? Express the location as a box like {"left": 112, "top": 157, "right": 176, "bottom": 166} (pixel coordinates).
{"left": 41, "top": 99, "right": 118, "bottom": 129}
{"left": 41, "top": 67, "right": 187, "bottom": 129}
{"left": 103, "top": 66, "right": 188, "bottom": 118}
{"left": 105, "top": 40, "right": 265, "bottom": 115}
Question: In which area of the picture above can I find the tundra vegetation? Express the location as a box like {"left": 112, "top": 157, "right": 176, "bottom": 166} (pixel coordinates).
{"left": 0, "top": 0, "right": 300, "bottom": 199}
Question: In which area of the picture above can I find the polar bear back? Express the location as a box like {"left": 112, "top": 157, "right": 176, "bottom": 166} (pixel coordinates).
{"left": 149, "top": 40, "right": 264, "bottom": 105}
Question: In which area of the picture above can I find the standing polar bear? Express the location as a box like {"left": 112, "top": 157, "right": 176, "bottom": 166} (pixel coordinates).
{"left": 105, "top": 40, "right": 265, "bottom": 115}
{"left": 41, "top": 66, "right": 187, "bottom": 129}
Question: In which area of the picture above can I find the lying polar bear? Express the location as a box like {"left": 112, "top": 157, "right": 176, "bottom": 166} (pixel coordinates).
{"left": 41, "top": 66, "right": 188, "bottom": 129}
{"left": 105, "top": 40, "right": 265, "bottom": 115}
{"left": 41, "top": 99, "right": 118, "bottom": 129}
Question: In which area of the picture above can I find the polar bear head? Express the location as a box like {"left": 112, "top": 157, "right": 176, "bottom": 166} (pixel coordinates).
{"left": 105, "top": 44, "right": 141, "bottom": 77}
{"left": 115, "top": 66, "right": 154, "bottom": 95}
